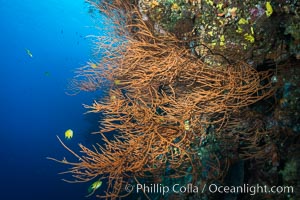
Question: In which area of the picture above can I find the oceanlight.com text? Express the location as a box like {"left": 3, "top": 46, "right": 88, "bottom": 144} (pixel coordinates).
{"left": 208, "top": 184, "right": 294, "bottom": 196}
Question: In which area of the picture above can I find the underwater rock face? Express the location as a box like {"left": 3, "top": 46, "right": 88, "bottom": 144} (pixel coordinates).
{"left": 173, "top": 18, "right": 194, "bottom": 37}
{"left": 139, "top": 0, "right": 300, "bottom": 63}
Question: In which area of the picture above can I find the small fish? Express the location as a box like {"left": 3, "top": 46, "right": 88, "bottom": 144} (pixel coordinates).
{"left": 184, "top": 120, "right": 190, "bottom": 131}
{"left": 65, "top": 129, "right": 73, "bottom": 139}
{"left": 114, "top": 80, "right": 121, "bottom": 85}
{"left": 44, "top": 71, "right": 51, "bottom": 76}
{"left": 25, "top": 49, "right": 33, "bottom": 58}
{"left": 86, "top": 180, "right": 102, "bottom": 197}
{"left": 90, "top": 62, "right": 97, "bottom": 69}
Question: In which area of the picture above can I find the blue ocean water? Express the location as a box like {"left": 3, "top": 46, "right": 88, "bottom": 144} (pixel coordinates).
{"left": 0, "top": 0, "right": 106, "bottom": 199}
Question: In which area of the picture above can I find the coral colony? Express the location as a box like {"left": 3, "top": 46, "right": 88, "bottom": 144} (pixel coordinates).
{"left": 48, "top": 1, "right": 300, "bottom": 199}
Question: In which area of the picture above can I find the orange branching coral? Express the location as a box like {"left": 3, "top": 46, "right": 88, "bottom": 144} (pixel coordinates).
{"left": 49, "top": 0, "right": 278, "bottom": 199}
{"left": 66, "top": 64, "right": 105, "bottom": 95}
{"left": 80, "top": 22, "right": 275, "bottom": 129}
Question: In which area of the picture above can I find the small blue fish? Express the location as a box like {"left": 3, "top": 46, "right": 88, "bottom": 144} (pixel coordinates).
{"left": 44, "top": 71, "right": 51, "bottom": 76}
{"left": 25, "top": 49, "right": 33, "bottom": 58}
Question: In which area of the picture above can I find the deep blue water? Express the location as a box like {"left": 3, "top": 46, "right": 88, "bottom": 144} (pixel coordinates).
{"left": 0, "top": 1, "right": 106, "bottom": 199}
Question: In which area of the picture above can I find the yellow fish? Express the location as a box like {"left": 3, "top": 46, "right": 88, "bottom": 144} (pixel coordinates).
{"left": 90, "top": 63, "right": 97, "bottom": 69}
{"left": 25, "top": 48, "right": 33, "bottom": 58}
{"left": 86, "top": 180, "right": 102, "bottom": 197}
{"left": 114, "top": 79, "right": 121, "bottom": 85}
{"left": 65, "top": 129, "right": 73, "bottom": 139}
{"left": 184, "top": 120, "right": 190, "bottom": 131}
{"left": 87, "top": 61, "right": 98, "bottom": 69}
